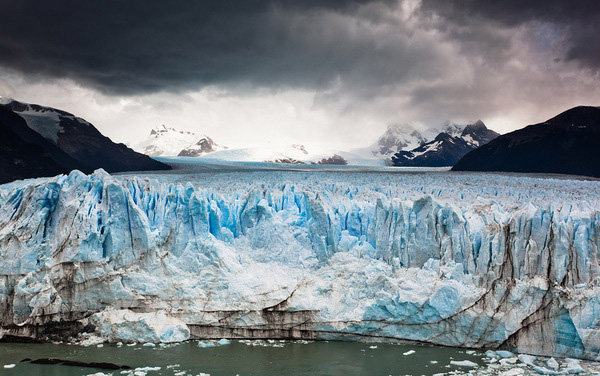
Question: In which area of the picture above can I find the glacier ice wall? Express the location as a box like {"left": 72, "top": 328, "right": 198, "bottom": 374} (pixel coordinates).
{"left": 1, "top": 169, "right": 600, "bottom": 359}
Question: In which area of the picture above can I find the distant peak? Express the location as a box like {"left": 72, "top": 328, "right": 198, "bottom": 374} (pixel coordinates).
{"left": 0, "top": 96, "right": 15, "bottom": 105}
{"left": 464, "top": 120, "right": 487, "bottom": 132}
{"left": 149, "top": 125, "right": 196, "bottom": 136}
{"left": 434, "top": 132, "right": 453, "bottom": 141}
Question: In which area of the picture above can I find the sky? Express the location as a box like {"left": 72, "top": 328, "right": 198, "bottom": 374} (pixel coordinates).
{"left": 0, "top": 0, "right": 599, "bottom": 150}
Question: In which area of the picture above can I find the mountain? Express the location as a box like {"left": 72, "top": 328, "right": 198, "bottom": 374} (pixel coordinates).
{"left": 133, "top": 125, "right": 225, "bottom": 157}
{"left": 316, "top": 154, "right": 348, "bottom": 165}
{"left": 178, "top": 135, "right": 225, "bottom": 157}
{"left": 460, "top": 120, "right": 500, "bottom": 147}
{"left": 453, "top": 106, "right": 600, "bottom": 177}
{"left": 134, "top": 125, "right": 199, "bottom": 156}
{"left": 391, "top": 120, "right": 499, "bottom": 167}
{"left": 0, "top": 97, "right": 169, "bottom": 184}
{"left": 422, "top": 121, "right": 463, "bottom": 142}
{"left": 363, "top": 123, "right": 427, "bottom": 158}
{"left": 0, "top": 110, "right": 71, "bottom": 183}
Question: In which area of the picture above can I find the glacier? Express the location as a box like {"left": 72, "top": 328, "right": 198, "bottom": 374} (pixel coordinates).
{"left": 1, "top": 167, "right": 600, "bottom": 360}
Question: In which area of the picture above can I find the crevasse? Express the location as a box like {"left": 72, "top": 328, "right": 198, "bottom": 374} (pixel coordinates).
{"left": 0, "top": 169, "right": 599, "bottom": 360}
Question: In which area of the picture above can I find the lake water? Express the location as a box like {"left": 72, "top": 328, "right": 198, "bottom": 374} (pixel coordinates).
{"left": 4, "top": 340, "right": 600, "bottom": 376}
{"left": 1, "top": 340, "right": 491, "bottom": 376}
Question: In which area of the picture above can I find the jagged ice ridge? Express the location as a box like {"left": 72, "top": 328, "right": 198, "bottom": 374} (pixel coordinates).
{"left": 0, "top": 169, "right": 599, "bottom": 360}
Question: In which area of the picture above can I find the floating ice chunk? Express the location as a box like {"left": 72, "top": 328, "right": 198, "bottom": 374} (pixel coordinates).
{"left": 403, "top": 350, "right": 416, "bottom": 355}
{"left": 217, "top": 339, "right": 231, "bottom": 346}
{"left": 547, "top": 357, "right": 559, "bottom": 370}
{"left": 518, "top": 354, "right": 537, "bottom": 366}
{"left": 369, "top": 345, "right": 378, "bottom": 349}
{"left": 500, "top": 368, "right": 525, "bottom": 376}
{"left": 486, "top": 350, "right": 500, "bottom": 359}
{"left": 86, "top": 373, "right": 112, "bottom": 376}
{"left": 3, "top": 364, "right": 15, "bottom": 368}
{"left": 531, "top": 365, "right": 562, "bottom": 375}
{"left": 143, "top": 342, "right": 156, "bottom": 347}
{"left": 496, "top": 351, "right": 515, "bottom": 358}
{"left": 198, "top": 341, "right": 216, "bottom": 348}
{"left": 133, "top": 366, "right": 161, "bottom": 375}
{"left": 135, "top": 366, "right": 161, "bottom": 371}
{"left": 564, "top": 358, "right": 584, "bottom": 374}
{"left": 500, "top": 357, "right": 519, "bottom": 365}
{"left": 450, "top": 360, "right": 478, "bottom": 367}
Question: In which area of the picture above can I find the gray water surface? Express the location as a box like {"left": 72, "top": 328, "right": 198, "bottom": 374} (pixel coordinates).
{"left": 0, "top": 340, "right": 487, "bottom": 376}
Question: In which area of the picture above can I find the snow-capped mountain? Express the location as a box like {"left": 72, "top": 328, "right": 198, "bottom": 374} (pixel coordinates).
{"left": 134, "top": 125, "right": 199, "bottom": 156}
{"left": 424, "top": 121, "right": 465, "bottom": 140}
{"left": 0, "top": 97, "right": 168, "bottom": 183}
{"left": 134, "top": 125, "right": 225, "bottom": 157}
{"left": 460, "top": 120, "right": 500, "bottom": 147}
{"left": 392, "top": 120, "right": 499, "bottom": 167}
{"left": 454, "top": 106, "right": 600, "bottom": 177}
{"left": 362, "top": 123, "right": 428, "bottom": 158}
{"left": 178, "top": 135, "right": 226, "bottom": 157}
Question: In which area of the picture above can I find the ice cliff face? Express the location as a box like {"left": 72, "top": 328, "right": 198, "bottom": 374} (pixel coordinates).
{"left": 1, "top": 170, "right": 600, "bottom": 360}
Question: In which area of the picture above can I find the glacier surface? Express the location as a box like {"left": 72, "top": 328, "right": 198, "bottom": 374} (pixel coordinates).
{"left": 1, "top": 167, "right": 600, "bottom": 360}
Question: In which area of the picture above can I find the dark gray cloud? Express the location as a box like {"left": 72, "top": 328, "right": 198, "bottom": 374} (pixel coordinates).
{"left": 421, "top": 0, "right": 600, "bottom": 68}
{"left": 2, "top": 0, "right": 596, "bottom": 97}
{"left": 0, "top": 0, "right": 598, "bottom": 96}
{"left": 1, "top": 0, "right": 599, "bottom": 138}
{"left": 0, "top": 0, "right": 402, "bottom": 94}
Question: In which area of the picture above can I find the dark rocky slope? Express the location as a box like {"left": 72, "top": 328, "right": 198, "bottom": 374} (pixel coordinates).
{"left": 392, "top": 120, "right": 499, "bottom": 167}
{"left": 453, "top": 106, "right": 600, "bottom": 177}
{"left": 0, "top": 99, "right": 169, "bottom": 184}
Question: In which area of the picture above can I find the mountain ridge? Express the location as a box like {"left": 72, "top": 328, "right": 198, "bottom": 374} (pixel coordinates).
{"left": 391, "top": 120, "right": 499, "bottom": 167}
{"left": 0, "top": 97, "right": 169, "bottom": 184}
{"left": 453, "top": 106, "right": 600, "bottom": 177}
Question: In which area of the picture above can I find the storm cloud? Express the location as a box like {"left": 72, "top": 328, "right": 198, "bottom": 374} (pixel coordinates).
{"left": 0, "top": 0, "right": 404, "bottom": 94}
{"left": 421, "top": 0, "right": 600, "bottom": 68}
{"left": 0, "top": 0, "right": 599, "bottom": 146}
{"left": 0, "top": 0, "right": 596, "bottom": 94}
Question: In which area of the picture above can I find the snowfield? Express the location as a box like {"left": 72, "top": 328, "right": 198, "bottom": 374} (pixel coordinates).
{"left": 1, "top": 162, "right": 599, "bottom": 361}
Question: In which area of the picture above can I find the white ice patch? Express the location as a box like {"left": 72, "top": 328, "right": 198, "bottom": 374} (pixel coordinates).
{"left": 90, "top": 309, "right": 190, "bottom": 343}
{"left": 17, "top": 109, "right": 63, "bottom": 143}
{"left": 450, "top": 360, "right": 478, "bottom": 367}
{"left": 0, "top": 96, "right": 14, "bottom": 105}
{"left": 198, "top": 339, "right": 231, "bottom": 348}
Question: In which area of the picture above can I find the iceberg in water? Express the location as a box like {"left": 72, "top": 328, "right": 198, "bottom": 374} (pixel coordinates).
{"left": 0, "top": 169, "right": 599, "bottom": 360}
